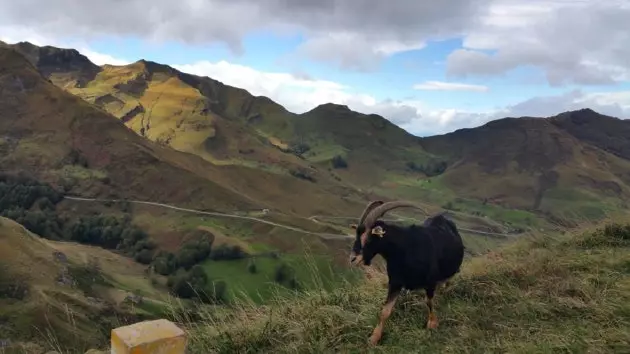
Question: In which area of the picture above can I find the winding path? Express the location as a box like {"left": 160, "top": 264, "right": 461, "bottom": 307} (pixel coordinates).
{"left": 63, "top": 196, "right": 522, "bottom": 240}
{"left": 64, "top": 196, "right": 351, "bottom": 240}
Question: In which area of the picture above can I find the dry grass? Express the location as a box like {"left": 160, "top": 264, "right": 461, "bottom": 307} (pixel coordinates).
{"left": 176, "top": 221, "right": 630, "bottom": 353}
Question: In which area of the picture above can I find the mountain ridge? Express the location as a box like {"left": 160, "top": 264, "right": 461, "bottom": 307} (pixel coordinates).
{"left": 5, "top": 40, "right": 630, "bottom": 223}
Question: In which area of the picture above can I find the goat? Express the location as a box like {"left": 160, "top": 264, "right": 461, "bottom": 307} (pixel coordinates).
{"left": 349, "top": 200, "right": 465, "bottom": 346}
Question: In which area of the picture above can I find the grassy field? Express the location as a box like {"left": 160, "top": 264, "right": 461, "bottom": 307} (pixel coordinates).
{"left": 177, "top": 219, "right": 630, "bottom": 353}
{"left": 200, "top": 253, "right": 362, "bottom": 305}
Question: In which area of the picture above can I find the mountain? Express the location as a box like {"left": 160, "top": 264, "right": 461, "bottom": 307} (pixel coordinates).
{"left": 8, "top": 40, "right": 630, "bottom": 226}
{"left": 419, "top": 110, "right": 630, "bottom": 219}
{"left": 4, "top": 42, "right": 428, "bottom": 184}
{"left": 0, "top": 43, "right": 372, "bottom": 219}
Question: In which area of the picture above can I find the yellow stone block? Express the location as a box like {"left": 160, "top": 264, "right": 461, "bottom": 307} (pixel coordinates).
{"left": 111, "top": 319, "right": 187, "bottom": 354}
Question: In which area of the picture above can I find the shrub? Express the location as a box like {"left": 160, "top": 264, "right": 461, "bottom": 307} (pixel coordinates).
{"left": 406, "top": 159, "right": 448, "bottom": 177}
{"left": 331, "top": 155, "right": 348, "bottom": 169}
{"left": 289, "top": 169, "right": 316, "bottom": 183}
{"left": 247, "top": 259, "right": 258, "bottom": 274}
{"left": 210, "top": 244, "right": 247, "bottom": 261}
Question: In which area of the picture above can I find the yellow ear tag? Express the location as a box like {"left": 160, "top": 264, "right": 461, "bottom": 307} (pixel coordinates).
{"left": 371, "top": 226, "right": 386, "bottom": 237}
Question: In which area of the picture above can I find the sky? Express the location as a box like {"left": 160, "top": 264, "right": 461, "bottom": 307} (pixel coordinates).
{"left": 1, "top": 0, "right": 629, "bottom": 136}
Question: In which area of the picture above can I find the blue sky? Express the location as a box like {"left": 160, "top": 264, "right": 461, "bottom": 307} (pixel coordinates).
{"left": 1, "top": 0, "right": 628, "bottom": 136}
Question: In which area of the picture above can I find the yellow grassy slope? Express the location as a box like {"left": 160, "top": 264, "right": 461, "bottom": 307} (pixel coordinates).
{"left": 67, "top": 61, "right": 308, "bottom": 171}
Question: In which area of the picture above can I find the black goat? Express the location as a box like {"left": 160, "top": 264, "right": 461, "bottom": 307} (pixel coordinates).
{"left": 349, "top": 200, "right": 465, "bottom": 346}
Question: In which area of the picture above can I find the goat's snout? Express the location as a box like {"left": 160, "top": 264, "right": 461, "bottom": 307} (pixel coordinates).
{"left": 349, "top": 252, "right": 363, "bottom": 266}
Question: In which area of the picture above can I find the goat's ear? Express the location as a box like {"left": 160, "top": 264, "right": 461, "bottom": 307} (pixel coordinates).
{"left": 371, "top": 226, "right": 386, "bottom": 237}
{"left": 349, "top": 223, "right": 358, "bottom": 230}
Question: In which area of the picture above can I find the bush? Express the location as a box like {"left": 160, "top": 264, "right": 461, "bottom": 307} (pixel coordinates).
{"left": 406, "top": 159, "right": 448, "bottom": 177}
{"left": 210, "top": 244, "right": 248, "bottom": 261}
{"left": 153, "top": 251, "right": 179, "bottom": 276}
{"left": 247, "top": 259, "right": 258, "bottom": 274}
{"left": 167, "top": 265, "right": 227, "bottom": 303}
{"left": 289, "top": 169, "right": 316, "bottom": 183}
{"left": 274, "top": 263, "right": 295, "bottom": 285}
{"left": 287, "top": 142, "right": 311, "bottom": 156}
{"left": 68, "top": 215, "right": 151, "bottom": 259}
{"left": 331, "top": 155, "right": 348, "bottom": 169}
{"left": 177, "top": 236, "right": 213, "bottom": 270}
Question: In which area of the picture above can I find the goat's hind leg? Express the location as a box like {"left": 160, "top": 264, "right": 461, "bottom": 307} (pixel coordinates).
{"left": 425, "top": 285, "right": 439, "bottom": 329}
{"left": 368, "top": 284, "right": 401, "bottom": 346}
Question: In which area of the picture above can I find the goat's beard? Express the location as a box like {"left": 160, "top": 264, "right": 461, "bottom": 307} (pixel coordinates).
{"left": 350, "top": 254, "right": 364, "bottom": 266}
{"left": 362, "top": 248, "right": 377, "bottom": 266}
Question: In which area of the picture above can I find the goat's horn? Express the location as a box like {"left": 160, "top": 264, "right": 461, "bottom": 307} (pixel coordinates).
{"left": 357, "top": 200, "right": 384, "bottom": 227}
{"left": 363, "top": 200, "right": 421, "bottom": 229}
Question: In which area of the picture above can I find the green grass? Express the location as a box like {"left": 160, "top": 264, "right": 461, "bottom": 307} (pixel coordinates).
{"left": 447, "top": 198, "right": 544, "bottom": 229}
{"left": 180, "top": 220, "right": 630, "bottom": 353}
{"left": 201, "top": 253, "right": 361, "bottom": 304}
{"left": 378, "top": 173, "right": 550, "bottom": 230}
{"left": 541, "top": 187, "right": 622, "bottom": 221}
{"left": 303, "top": 140, "right": 348, "bottom": 163}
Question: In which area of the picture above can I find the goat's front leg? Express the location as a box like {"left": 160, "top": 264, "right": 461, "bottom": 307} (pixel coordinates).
{"left": 425, "top": 285, "right": 439, "bottom": 329}
{"left": 369, "top": 284, "right": 401, "bottom": 346}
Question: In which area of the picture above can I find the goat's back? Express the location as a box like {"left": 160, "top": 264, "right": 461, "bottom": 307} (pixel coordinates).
{"left": 427, "top": 214, "right": 464, "bottom": 279}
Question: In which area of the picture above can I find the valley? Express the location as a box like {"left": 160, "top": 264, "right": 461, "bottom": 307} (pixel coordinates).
{"left": 1, "top": 41, "right": 630, "bottom": 353}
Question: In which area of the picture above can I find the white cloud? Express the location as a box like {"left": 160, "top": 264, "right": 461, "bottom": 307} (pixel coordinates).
{"left": 412, "top": 81, "right": 489, "bottom": 92}
{"left": 0, "top": 0, "right": 491, "bottom": 71}
{"left": 0, "top": 28, "right": 131, "bottom": 66}
{"left": 79, "top": 49, "right": 131, "bottom": 66}
{"left": 447, "top": 0, "right": 630, "bottom": 86}
{"left": 403, "top": 89, "right": 630, "bottom": 136}
{"left": 2, "top": 0, "right": 628, "bottom": 78}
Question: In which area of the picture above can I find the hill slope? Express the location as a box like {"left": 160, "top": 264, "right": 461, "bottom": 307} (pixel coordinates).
{"left": 0, "top": 217, "right": 174, "bottom": 353}
{"left": 419, "top": 111, "right": 630, "bottom": 219}
{"left": 184, "top": 221, "right": 630, "bottom": 353}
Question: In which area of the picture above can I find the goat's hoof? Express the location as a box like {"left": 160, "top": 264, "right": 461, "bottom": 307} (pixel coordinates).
{"left": 427, "top": 319, "right": 439, "bottom": 329}
{"left": 368, "top": 334, "right": 381, "bottom": 346}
